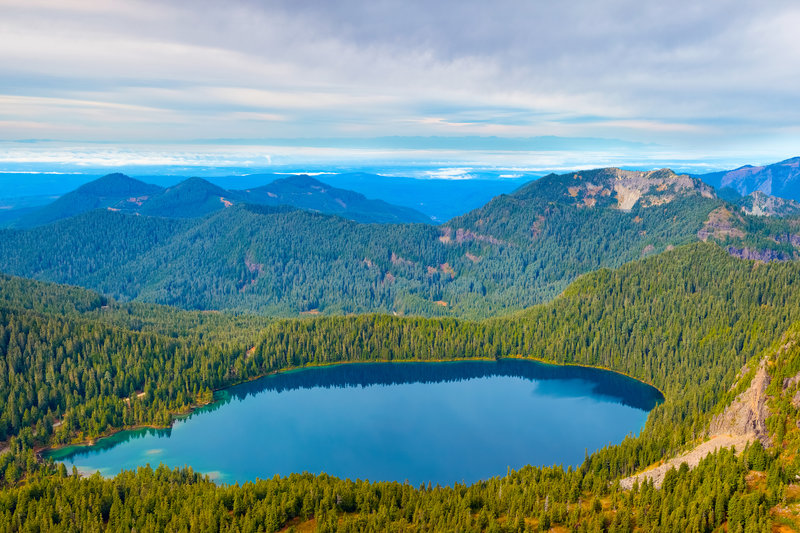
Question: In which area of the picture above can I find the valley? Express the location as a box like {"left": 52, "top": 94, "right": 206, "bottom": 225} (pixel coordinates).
{"left": 2, "top": 163, "right": 800, "bottom": 530}
{"left": 5, "top": 2, "right": 800, "bottom": 529}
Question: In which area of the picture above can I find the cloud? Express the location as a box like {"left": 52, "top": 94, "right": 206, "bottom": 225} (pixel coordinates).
{"left": 0, "top": 0, "right": 798, "bottom": 156}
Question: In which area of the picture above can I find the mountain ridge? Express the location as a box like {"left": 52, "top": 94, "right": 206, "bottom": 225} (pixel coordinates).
{"left": 699, "top": 156, "right": 800, "bottom": 201}
{"left": 0, "top": 166, "right": 733, "bottom": 317}
{"left": 14, "top": 173, "right": 163, "bottom": 227}
{"left": 14, "top": 173, "right": 432, "bottom": 227}
{"left": 239, "top": 174, "right": 432, "bottom": 224}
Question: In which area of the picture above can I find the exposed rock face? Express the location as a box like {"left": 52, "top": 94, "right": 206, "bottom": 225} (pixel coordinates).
{"left": 783, "top": 370, "right": 800, "bottom": 391}
{"left": 774, "top": 233, "right": 800, "bottom": 247}
{"left": 620, "top": 359, "right": 771, "bottom": 490}
{"left": 697, "top": 207, "right": 745, "bottom": 241}
{"left": 608, "top": 168, "right": 714, "bottom": 211}
{"left": 783, "top": 371, "right": 800, "bottom": 410}
{"left": 739, "top": 191, "right": 800, "bottom": 217}
{"left": 558, "top": 168, "right": 715, "bottom": 212}
{"left": 619, "top": 435, "right": 753, "bottom": 490}
{"left": 708, "top": 359, "right": 771, "bottom": 446}
{"left": 726, "top": 247, "right": 792, "bottom": 262}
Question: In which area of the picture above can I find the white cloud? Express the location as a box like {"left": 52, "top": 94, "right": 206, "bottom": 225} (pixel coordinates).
{"left": 0, "top": 0, "right": 798, "bottom": 156}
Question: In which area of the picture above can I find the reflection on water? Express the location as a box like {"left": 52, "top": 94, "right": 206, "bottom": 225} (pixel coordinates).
{"left": 218, "top": 359, "right": 661, "bottom": 410}
{"left": 48, "top": 359, "right": 662, "bottom": 485}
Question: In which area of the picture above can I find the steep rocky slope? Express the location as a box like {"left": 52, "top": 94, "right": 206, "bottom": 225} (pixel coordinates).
{"left": 739, "top": 190, "right": 800, "bottom": 217}
{"left": 700, "top": 156, "right": 800, "bottom": 201}
{"left": 621, "top": 323, "right": 800, "bottom": 490}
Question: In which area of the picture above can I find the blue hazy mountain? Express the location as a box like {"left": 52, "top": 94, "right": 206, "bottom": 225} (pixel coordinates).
{"left": 223, "top": 172, "right": 530, "bottom": 222}
{"left": 13, "top": 173, "right": 432, "bottom": 226}
{"left": 697, "top": 157, "right": 800, "bottom": 201}
{"left": 136, "top": 177, "right": 244, "bottom": 219}
{"left": 14, "top": 173, "right": 163, "bottom": 227}
{"left": 238, "top": 175, "right": 432, "bottom": 224}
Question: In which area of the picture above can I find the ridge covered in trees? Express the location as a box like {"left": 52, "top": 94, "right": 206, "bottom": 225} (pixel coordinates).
{"left": 4, "top": 167, "right": 790, "bottom": 318}
{"left": 2, "top": 242, "right": 800, "bottom": 529}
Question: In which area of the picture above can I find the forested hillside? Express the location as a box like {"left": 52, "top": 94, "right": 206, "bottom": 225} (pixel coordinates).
{"left": 0, "top": 167, "right": 769, "bottom": 318}
{"left": 238, "top": 174, "right": 432, "bottom": 224}
{"left": 2, "top": 242, "right": 800, "bottom": 529}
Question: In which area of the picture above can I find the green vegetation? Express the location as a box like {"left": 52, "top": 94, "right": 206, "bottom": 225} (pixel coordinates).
{"left": 717, "top": 211, "right": 800, "bottom": 261}
{"left": 0, "top": 443, "right": 788, "bottom": 531}
{"left": 2, "top": 242, "right": 800, "bottom": 529}
{"left": 0, "top": 169, "right": 726, "bottom": 318}
{"left": 5, "top": 164, "right": 800, "bottom": 530}
{"left": 252, "top": 243, "right": 800, "bottom": 479}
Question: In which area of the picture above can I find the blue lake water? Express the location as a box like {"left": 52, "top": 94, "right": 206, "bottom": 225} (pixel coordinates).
{"left": 48, "top": 359, "right": 662, "bottom": 486}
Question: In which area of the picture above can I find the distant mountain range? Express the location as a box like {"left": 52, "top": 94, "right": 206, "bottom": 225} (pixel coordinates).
{"left": 698, "top": 157, "right": 800, "bottom": 201}
{"left": 14, "top": 173, "right": 163, "bottom": 227}
{"left": 6, "top": 165, "right": 793, "bottom": 317}
{"left": 208, "top": 172, "right": 530, "bottom": 222}
{"left": 13, "top": 173, "right": 432, "bottom": 227}
{"left": 237, "top": 174, "right": 431, "bottom": 224}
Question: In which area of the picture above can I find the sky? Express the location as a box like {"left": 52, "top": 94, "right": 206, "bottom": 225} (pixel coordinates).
{"left": 1, "top": 0, "right": 799, "bottom": 172}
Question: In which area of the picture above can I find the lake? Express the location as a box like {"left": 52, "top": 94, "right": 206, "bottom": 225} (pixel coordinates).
{"left": 47, "top": 359, "right": 662, "bottom": 486}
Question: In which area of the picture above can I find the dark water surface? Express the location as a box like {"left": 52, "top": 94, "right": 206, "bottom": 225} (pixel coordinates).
{"left": 48, "top": 359, "right": 662, "bottom": 485}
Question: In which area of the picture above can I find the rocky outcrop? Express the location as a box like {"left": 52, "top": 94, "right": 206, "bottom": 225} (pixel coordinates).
{"left": 739, "top": 191, "right": 800, "bottom": 217}
{"left": 708, "top": 359, "right": 771, "bottom": 446}
{"left": 784, "top": 370, "right": 800, "bottom": 391}
{"left": 620, "top": 359, "right": 771, "bottom": 489}
{"left": 774, "top": 233, "right": 800, "bottom": 247}
{"left": 559, "top": 168, "right": 715, "bottom": 212}
{"left": 726, "top": 247, "right": 792, "bottom": 262}
{"left": 619, "top": 435, "right": 754, "bottom": 490}
{"left": 697, "top": 207, "right": 745, "bottom": 241}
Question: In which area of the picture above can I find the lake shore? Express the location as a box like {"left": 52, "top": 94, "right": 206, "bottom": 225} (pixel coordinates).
{"left": 40, "top": 355, "right": 664, "bottom": 460}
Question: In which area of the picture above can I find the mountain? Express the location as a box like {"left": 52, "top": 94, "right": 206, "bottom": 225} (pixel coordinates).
{"left": 238, "top": 174, "right": 432, "bottom": 224}
{"left": 210, "top": 171, "right": 529, "bottom": 222}
{"left": 0, "top": 205, "right": 462, "bottom": 316}
{"left": 310, "top": 172, "right": 529, "bottom": 222}
{"left": 15, "top": 173, "right": 431, "bottom": 227}
{"left": 699, "top": 156, "right": 800, "bottom": 201}
{"left": 14, "top": 173, "right": 163, "bottom": 227}
{"left": 0, "top": 167, "right": 739, "bottom": 318}
{"left": 136, "top": 177, "right": 244, "bottom": 218}
{"left": 736, "top": 190, "right": 800, "bottom": 217}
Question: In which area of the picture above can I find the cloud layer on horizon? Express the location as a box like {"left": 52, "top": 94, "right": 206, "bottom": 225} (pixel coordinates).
{"left": 1, "top": 0, "right": 799, "bottom": 158}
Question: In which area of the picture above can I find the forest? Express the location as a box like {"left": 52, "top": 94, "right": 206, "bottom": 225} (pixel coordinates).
{"left": 0, "top": 169, "right": 737, "bottom": 318}
{"left": 2, "top": 241, "right": 800, "bottom": 530}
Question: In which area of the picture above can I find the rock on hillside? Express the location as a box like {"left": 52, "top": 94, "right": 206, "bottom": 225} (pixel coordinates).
{"left": 620, "top": 358, "right": 771, "bottom": 489}
{"left": 709, "top": 359, "right": 772, "bottom": 446}
{"left": 517, "top": 167, "right": 715, "bottom": 211}
{"left": 738, "top": 190, "right": 800, "bottom": 217}
{"left": 697, "top": 207, "right": 745, "bottom": 242}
